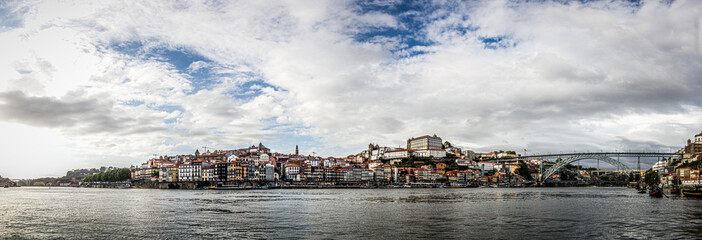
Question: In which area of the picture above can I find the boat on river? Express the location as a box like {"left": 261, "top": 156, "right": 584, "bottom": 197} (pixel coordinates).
{"left": 211, "top": 185, "right": 276, "bottom": 190}
{"left": 682, "top": 189, "right": 702, "bottom": 198}
{"left": 669, "top": 187, "right": 681, "bottom": 195}
{"left": 649, "top": 187, "right": 663, "bottom": 198}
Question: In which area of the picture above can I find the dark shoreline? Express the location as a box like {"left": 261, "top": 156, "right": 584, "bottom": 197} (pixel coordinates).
{"left": 72, "top": 180, "right": 628, "bottom": 189}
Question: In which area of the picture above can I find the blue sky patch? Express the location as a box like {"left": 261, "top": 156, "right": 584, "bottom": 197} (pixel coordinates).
{"left": 0, "top": 3, "right": 26, "bottom": 32}
{"left": 352, "top": 0, "right": 445, "bottom": 56}
{"left": 479, "top": 36, "right": 517, "bottom": 49}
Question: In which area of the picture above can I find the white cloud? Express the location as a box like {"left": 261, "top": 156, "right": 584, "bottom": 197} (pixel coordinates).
{"left": 1, "top": 0, "right": 701, "bottom": 177}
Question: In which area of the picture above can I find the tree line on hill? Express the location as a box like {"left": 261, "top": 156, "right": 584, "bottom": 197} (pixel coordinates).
{"left": 14, "top": 167, "right": 123, "bottom": 186}
{"left": 83, "top": 168, "right": 131, "bottom": 182}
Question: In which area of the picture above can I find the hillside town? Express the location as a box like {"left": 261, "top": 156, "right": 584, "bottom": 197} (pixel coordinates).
{"left": 118, "top": 132, "right": 702, "bottom": 189}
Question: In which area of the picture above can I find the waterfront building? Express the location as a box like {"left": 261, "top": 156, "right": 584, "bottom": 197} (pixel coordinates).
{"left": 229, "top": 160, "right": 248, "bottom": 181}
{"left": 339, "top": 167, "right": 372, "bottom": 182}
{"left": 677, "top": 167, "right": 692, "bottom": 179}
{"left": 660, "top": 171, "right": 676, "bottom": 186}
{"left": 407, "top": 134, "right": 443, "bottom": 150}
{"left": 324, "top": 167, "right": 341, "bottom": 182}
{"left": 446, "top": 171, "right": 458, "bottom": 182}
{"left": 303, "top": 165, "right": 325, "bottom": 182}
{"left": 178, "top": 163, "right": 201, "bottom": 181}
{"left": 681, "top": 169, "right": 700, "bottom": 186}
{"left": 159, "top": 167, "right": 169, "bottom": 182}
{"left": 134, "top": 164, "right": 157, "bottom": 181}
{"left": 167, "top": 165, "right": 178, "bottom": 182}
{"left": 285, "top": 164, "right": 301, "bottom": 181}
{"left": 214, "top": 162, "right": 229, "bottom": 182}
{"left": 372, "top": 165, "right": 391, "bottom": 182}
{"left": 203, "top": 167, "right": 214, "bottom": 182}
{"left": 158, "top": 163, "right": 177, "bottom": 182}
{"left": 461, "top": 170, "right": 480, "bottom": 181}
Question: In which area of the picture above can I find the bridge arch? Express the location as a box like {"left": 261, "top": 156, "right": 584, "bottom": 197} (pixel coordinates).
{"left": 542, "top": 154, "right": 632, "bottom": 182}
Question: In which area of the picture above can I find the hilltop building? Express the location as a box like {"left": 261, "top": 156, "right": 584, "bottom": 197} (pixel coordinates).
{"left": 407, "top": 134, "right": 443, "bottom": 150}
{"left": 683, "top": 131, "right": 702, "bottom": 156}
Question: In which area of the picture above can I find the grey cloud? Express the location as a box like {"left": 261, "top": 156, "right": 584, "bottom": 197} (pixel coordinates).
{"left": 0, "top": 91, "right": 164, "bottom": 135}
{"left": 0, "top": 91, "right": 102, "bottom": 128}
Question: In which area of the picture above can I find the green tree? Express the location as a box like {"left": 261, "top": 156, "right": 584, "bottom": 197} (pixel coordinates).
{"left": 516, "top": 161, "right": 532, "bottom": 180}
{"left": 643, "top": 170, "right": 659, "bottom": 186}
{"left": 82, "top": 168, "right": 132, "bottom": 182}
{"left": 444, "top": 141, "right": 453, "bottom": 148}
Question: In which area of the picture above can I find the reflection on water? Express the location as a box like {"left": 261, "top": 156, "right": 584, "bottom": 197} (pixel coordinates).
{"left": 1, "top": 187, "right": 701, "bottom": 239}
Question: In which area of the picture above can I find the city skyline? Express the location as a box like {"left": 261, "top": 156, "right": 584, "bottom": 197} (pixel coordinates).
{"left": 1, "top": 0, "right": 702, "bottom": 178}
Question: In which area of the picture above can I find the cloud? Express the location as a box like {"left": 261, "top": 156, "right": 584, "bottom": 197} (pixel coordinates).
{"left": 0, "top": 90, "right": 171, "bottom": 136}
{"left": 1, "top": 0, "right": 702, "bottom": 177}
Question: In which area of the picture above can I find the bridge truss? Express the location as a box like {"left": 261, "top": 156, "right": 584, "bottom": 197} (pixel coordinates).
{"left": 495, "top": 152, "right": 681, "bottom": 182}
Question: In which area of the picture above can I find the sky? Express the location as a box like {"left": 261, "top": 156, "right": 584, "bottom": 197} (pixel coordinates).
{"left": 1, "top": 0, "right": 701, "bottom": 178}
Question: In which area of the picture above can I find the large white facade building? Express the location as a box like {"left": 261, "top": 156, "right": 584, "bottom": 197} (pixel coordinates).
{"left": 407, "top": 135, "right": 443, "bottom": 150}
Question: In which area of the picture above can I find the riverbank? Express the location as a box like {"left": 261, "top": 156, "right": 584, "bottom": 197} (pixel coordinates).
{"left": 76, "top": 180, "right": 628, "bottom": 189}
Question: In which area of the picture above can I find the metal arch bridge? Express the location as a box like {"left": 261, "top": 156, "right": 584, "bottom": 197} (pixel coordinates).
{"left": 494, "top": 152, "right": 681, "bottom": 182}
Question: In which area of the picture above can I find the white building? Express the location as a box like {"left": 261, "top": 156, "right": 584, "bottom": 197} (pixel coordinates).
{"left": 285, "top": 164, "right": 301, "bottom": 181}
{"left": 478, "top": 162, "right": 496, "bottom": 172}
{"left": 259, "top": 153, "right": 269, "bottom": 164}
{"left": 384, "top": 150, "right": 410, "bottom": 159}
{"left": 652, "top": 160, "right": 667, "bottom": 173}
{"left": 407, "top": 134, "right": 443, "bottom": 150}
{"left": 412, "top": 148, "right": 447, "bottom": 158}
{"left": 178, "top": 163, "right": 202, "bottom": 181}
{"left": 456, "top": 158, "right": 477, "bottom": 168}
{"left": 265, "top": 164, "right": 276, "bottom": 181}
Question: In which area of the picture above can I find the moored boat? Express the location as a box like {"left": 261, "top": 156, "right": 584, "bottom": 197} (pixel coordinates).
{"left": 649, "top": 188, "right": 663, "bottom": 198}
{"left": 670, "top": 188, "right": 681, "bottom": 195}
{"left": 682, "top": 189, "right": 702, "bottom": 198}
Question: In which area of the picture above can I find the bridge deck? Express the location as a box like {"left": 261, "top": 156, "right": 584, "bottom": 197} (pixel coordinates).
{"left": 496, "top": 152, "right": 680, "bottom": 161}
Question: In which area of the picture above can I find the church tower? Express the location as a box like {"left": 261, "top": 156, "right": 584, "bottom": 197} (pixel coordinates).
{"left": 295, "top": 145, "right": 299, "bottom": 156}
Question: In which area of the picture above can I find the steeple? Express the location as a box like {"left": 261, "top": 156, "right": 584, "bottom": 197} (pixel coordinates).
{"left": 295, "top": 145, "right": 299, "bottom": 156}
{"left": 195, "top": 149, "right": 200, "bottom": 158}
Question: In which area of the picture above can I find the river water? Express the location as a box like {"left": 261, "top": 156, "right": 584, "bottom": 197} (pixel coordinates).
{"left": 1, "top": 187, "right": 701, "bottom": 239}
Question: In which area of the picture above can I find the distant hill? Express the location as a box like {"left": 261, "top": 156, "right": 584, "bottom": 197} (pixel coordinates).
{"left": 0, "top": 175, "right": 16, "bottom": 187}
